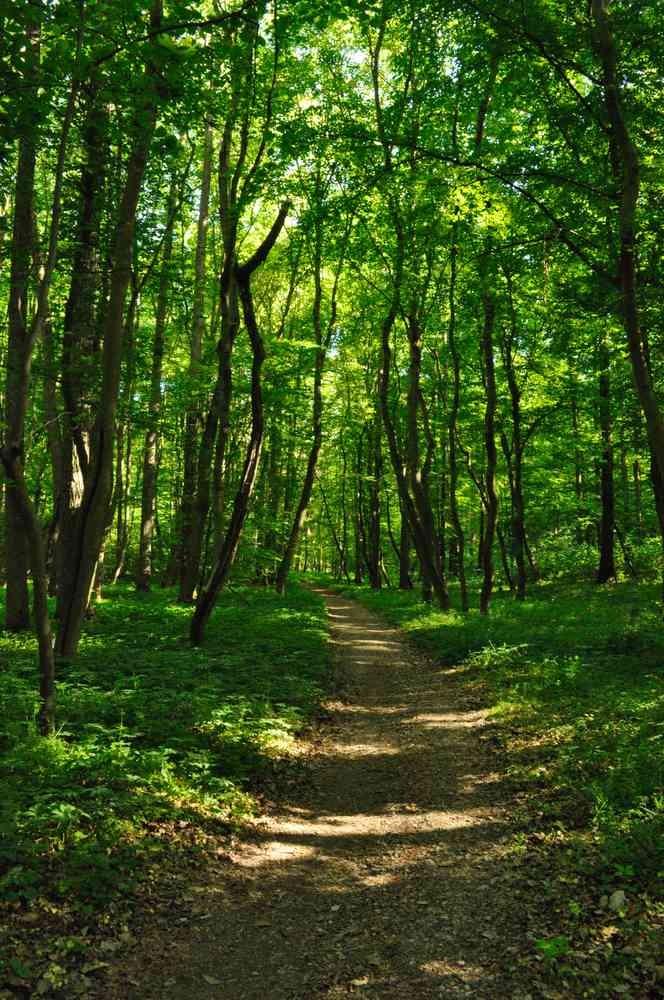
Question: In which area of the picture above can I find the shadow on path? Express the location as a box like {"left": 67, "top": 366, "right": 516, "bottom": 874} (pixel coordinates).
{"left": 112, "top": 590, "right": 540, "bottom": 1000}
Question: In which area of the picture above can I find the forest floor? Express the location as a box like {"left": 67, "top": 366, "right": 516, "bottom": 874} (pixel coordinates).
{"left": 97, "top": 587, "right": 660, "bottom": 1000}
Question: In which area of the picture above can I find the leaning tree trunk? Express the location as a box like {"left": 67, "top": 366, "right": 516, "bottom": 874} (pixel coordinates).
{"left": 191, "top": 204, "right": 288, "bottom": 645}
{"left": 179, "top": 68, "right": 244, "bottom": 604}
{"left": 55, "top": 0, "right": 163, "bottom": 657}
{"left": 56, "top": 82, "right": 107, "bottom": 611}
{"left": 190, "top": 284, "right": 264, "bottom": 644}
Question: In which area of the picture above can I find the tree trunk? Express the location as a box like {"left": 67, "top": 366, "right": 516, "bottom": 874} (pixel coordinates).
{"left": 275, "top": 219, "right": 326, "bottom": 595}
{"left": 190, "top": 282, "right": 264, "bottom": 644}
{"left": 55, "top": 0, "right": 163, "bottom": 657}
{"left": 591, "top": 0, "right": 664, "bottom": 593}
{"left": 571, "top": 383, "right": 584, "bottom": 544}
{"left": 366, "top": 409, "right": 382, "bottom": 590}
{"left": 4, "top": 16, "right": 40, "bottom": 630}
{"left": 596, "top": 334, "right": 616, "bottom": 582}
{"left": 136, "top": 180, "right": 175, "bottom": 590}
{"left": 179, "top": 125, "right": 213, "bottom": 598}
{"left": 398, "top": 504, "right": 413, "bottom": 589}
{"left": 501, "top": 274, "right": 528, "bottom": 599}
{"left": 446, "top": 233, "right": 468, "bottom": 610}
{"left": 479, "top": 253, "right": 498, "bottom": 615}
{"left": 191, "top": 205, "right": 288, "bottom": 644}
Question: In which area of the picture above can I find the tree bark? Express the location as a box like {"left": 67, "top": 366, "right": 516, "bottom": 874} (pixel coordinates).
{"left": 446, "top": 230, "right": 468, "bottom": 610}
{"left": 275, "top": 216, "right": 326, "bottom": 594}
{"left": 55, "top": 0, "right": 163, "bottom": 657}
{"left": 501, "top": 272, "right": 528, "bottom": 599}
{"left": 179, "top": 124, "right": 213, "bottom": 598}
{"left": 591, "top": 0, "right": 664, "bottom": 591}
{"left": 596, "top": 333, "right": 616, "bottom": 582}
{"left": 479, "top": 251, "right": 498, "bottom": 615}
{"left": 191, "top": 204, "right": 288, "bottom": 644}
{"left": 136, "top": 179, "right": 176, "bottom": 590}
{"left": 4, "top": 15, "right": 40, "bottom": 630}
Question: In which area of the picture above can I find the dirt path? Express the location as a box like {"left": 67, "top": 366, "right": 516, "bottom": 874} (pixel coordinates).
{"left": 114, "top": 589, "right": 538, "bottom": 999}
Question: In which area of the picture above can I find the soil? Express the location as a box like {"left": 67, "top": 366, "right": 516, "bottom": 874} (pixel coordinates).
{"left": 105, "top": 588, "right": 546, "bottom": 999}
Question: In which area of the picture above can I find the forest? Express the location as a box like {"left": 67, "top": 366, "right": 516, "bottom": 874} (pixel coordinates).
{"left": 1, "top": 0, "right": 663, "bottom": 997}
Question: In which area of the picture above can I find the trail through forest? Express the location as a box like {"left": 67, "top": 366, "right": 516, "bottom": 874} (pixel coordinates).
{"left": 110, "top": 590, "right": 547, "bottom": 998}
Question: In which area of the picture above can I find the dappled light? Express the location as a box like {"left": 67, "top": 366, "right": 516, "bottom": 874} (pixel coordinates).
{"left": 3, "top": 0, "right": 664, "bottom": 993}
{"left": 109, "top": 590, "right": 524, "bottom": 999}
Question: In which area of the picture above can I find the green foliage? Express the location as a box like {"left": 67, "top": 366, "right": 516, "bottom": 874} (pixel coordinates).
{"left": 0, "top": 583, "right": 329, "bottom": 905}
{"left": 334, "top": 579, "right": 664, "bottom": 885}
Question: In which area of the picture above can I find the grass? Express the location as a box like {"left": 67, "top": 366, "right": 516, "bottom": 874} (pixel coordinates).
{"left": 328, "top": 577, "right": 664, "bottom": 885}
{"left": 0, "top": 581, "right": 329, "bottom": 909}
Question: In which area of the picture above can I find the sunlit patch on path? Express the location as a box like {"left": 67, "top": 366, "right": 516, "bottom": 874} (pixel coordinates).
{"left": 111, "top": 589, "right": 541, "bottom": 1000}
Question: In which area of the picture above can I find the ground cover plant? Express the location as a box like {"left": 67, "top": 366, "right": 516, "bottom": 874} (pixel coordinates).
{"left": 330, "top": 576, "right": 664, "bottom": 988}
{"left": 0, "top": 582, "right": 328, "bottom": 991}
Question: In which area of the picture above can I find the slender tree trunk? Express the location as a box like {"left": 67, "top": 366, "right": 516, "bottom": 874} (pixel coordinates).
{"left": 136, "top": 181, "right": 175, "bottom": 590}
{"left": 179, "top": 125, "right": 213, "bottom": 598}
{"left": 398, "top": 507, "right": 413, "bottom": 589}
{"left": 501, "top": 277, "right": 528, "bottom": 599}
{"left": 275, "top": 224, "right": 326, "bottom": 594}
{"left": 479, "top": 253, "right": 498, "bottom": 615}
{"left": 366, "top": 409, "right": 382, "bottom": 590}
{"left": 571, "top": 383, "right": 584, "bottom": 544}
{"left": 3, "top": 10, "right": 79, "bottom": 728}
{"left": 4, "top": 17, "right": 40, "bottom": 630}
{"left": 596, "top": 334, "right": 616, "bottom": 582}
{"left": 406, "top": 307, "right": 447, "bottom": 605}
{"left": 497, "top": 525, "right": 514, "bottom": 592}
{"left": 262, "top": 424, "right": 283, "bottom": 576}
{"left": 446, "top": 232, "right": 468, "bottom": 610}
{"left": 378, "top": 249, "right": 449, "bottom": 610}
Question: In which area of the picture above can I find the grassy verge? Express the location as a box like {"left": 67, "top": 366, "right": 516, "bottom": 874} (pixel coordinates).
{"left": 329, "top": 578, "right": 664, "bottom": 992}
{"left": 0, "top": 582, "right": 328, "bottom": 992}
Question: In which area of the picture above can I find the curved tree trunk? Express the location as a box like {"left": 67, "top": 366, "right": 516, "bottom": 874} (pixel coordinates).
{"left": 191, "top": 204, "right": 288, "bottom": 644}
{"left": 190, "top": 280, "right": 264, "bottom": 645}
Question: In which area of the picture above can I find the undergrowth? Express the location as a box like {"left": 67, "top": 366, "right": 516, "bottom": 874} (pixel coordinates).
{"left": 0, "top": 582, "right": 329, "bottom": 909}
